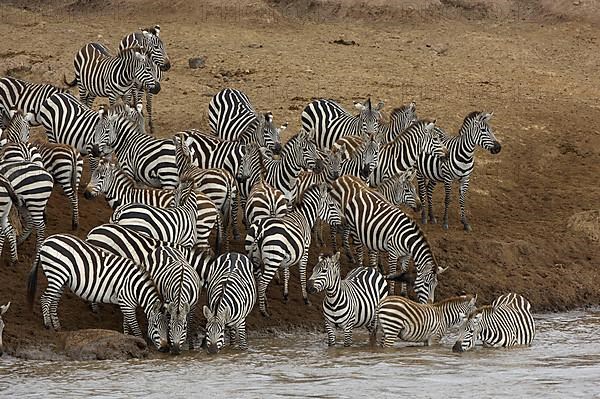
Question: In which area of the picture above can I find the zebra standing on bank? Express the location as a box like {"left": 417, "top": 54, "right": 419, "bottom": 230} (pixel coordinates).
{"left": 301, "top": 98, "right": 384, "bottom": 150}
{"left": 0, "top": 77, "right": 68, "bottom": 128}
{"left": 208, "top": 88, "right": 283, "bottom": 154}
{"left": 143, "top": 247, "right": 200, "bottom": 354}
{"left": 307, "top": 252, "right": 388, "bottom": 346}
{"left": 108, "top": 106, "right": 178, "bottom": 189}
{"left": 372, "top": 294, "right": 477, "bottom": 348}
{"left": 87, "top": 223, "right": 214, "bottom": 286}
{"left": 245, "top": 183, "right": 342, "bottom": 317}
{"left": 374, "top": 170, "right": 421, "bottom": 212}
{"left": 453, "top": 293, "right": 535, "bottom": 352}
{"left": 0, "top": 175, "right": 22, "bottom": 266}
{"left": 119, "top": 25, "right": 171, "bottom": 134}
{"left": 377, "top": 102, "right": 418, "bottom": 143}
{"left": 65, "top": 43, "right": 160, "bottom": 108}
{"left": 335, "top": 133, "right": 381, "bottom": 181}
{"left": 330, "top": 175, "right": 447, "bottom": 301}
{"left": 417, "top": 111, "right": 502, "bottom": 231}
{"left": 203, "top": 252, "right": 257, "bottom": 353}
{"left": 27, "top": 234, "right": 169, "bottom": 351}
{"left": 39, "top": 92, "right": 116, "bottom": 158}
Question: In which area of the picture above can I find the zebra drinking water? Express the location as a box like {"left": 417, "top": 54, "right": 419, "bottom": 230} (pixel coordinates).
{"left": 307, "top": 252, "right": 388, "bottom": 347}
{"left": 453, "top": 293, "right": 535, "bottom": 352}
{"left": 417, "top": 111, "right": 502, "bottom": 231}
{"left": 27, "top": 234, "right": 169, "bottom": 351}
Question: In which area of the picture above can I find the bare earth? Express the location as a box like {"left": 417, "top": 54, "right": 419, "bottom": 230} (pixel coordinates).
{"left": 0, "top": 0, "right": 598, "bottom": 358}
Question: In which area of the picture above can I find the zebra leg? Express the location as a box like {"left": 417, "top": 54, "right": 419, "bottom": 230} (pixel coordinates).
{"left": 258, "top": 260, "right": 279, "bottom": 318}
{"left": 399, "top": 256, "right": 410, "bottom": 297}
{"left": 388, "top": 253, "right": 399, "bottom": 295}
{"left": 146, "top": 91, "right": 154, "bottom": 134}
{"left": 442, "top": 180, "right": 452, "bottom": 230}
{"left": 231, "top": 187, "right": 240, "bottom": 241}
{"left": 368, "top": 250, "right": 378, "bottom": 268}
{"left": 120, "top": 305, "right": 143, "bottom": 337}
{"left": 229, "top": 326, "right": 237, "bottom": 347}
{"left": 283, "top": 267, "right": 290, "bottom": 302}
{"left": 343, "top": 322, "right": 355, "bottom": 347}
{"left": 237, "top": 321, "right": 248, "bottom": 350}
{"left": 300, "top": 249, "right": 310, "bottom": 305}
{"left": 458, "top": 177, "right": 472, "bottom": 231}
{"left": 41, "top": 283, "right": 64, "bottom": 331}
{"left": 33, "top": 219, "right": 46, "bottom": 268}
{"left": 2, "top": 223, "right": 18, "bottom": 266}
{"left": 61, "top": 182, "right": 80, "bottom": 230}
{"left": 330, "top": 223, "right": 338, "bottom": 252}
{"left": 187, "top": 306, "right": 197, "bottom": 350}
{"left": 342, "top": 225, "right": 355, "bottom": 264}
{"left": 325, "top": 320, "right": 336, "bottom": 346}
{"left": 354, "top": 240, "right": 364, "bottom": 268}
{"left": 426, "top": 180, "right": 437, "bottom": 224}
{"left": 17, "top": 207, "right": 33, "bottom": 245}
{"left": 417, "top": 172, "right": 428, "bottom": 224}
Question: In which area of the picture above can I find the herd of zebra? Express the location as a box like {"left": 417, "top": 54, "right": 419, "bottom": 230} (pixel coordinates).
{"left": 0, "top": 24, "right": 536, "bottom": 356}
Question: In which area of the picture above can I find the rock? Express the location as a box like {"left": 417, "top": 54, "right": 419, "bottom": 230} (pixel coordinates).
{"left": 331, "top": 39, "right": 358, "bottom": 46}
{"left": 247, "top": 43, "right": 263, "bottom": 48}
{"left": 188, "top": 56, "right": 206, "bottom": 69}
{"left": 59, "top": 329, "right": 148, "bottom": 360}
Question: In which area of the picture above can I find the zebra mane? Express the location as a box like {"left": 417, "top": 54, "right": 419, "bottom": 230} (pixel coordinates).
{"left": 459, "top": 111, "right": 483, "bottom": 132}
{"left": 384, "top": 119, "right": 435, "bottom": 147}
{"left": 118, "top": 46, "right": 149, "bottom": 58}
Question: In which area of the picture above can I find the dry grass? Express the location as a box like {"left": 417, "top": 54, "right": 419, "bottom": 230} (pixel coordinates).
{"left": 568, "top": 210, "right": 600, "bottom": 243}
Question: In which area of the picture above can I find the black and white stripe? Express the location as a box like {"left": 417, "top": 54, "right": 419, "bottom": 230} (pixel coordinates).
{"left": 453, "top": 293, "right": 535, "bottom": 352}
{"left": 417, "top": 112, "right": 501, "bottom": 231}
{"left": 307, "top": 252, "right": 388, "bottom": 346}
{"left": 0, "top": 109, "right": 33, "bottom": 144}
{"left": 0, "top": 77, "right": 67, "bottom": 127}
{"left": 64, "top": 43, "right": 160, "bottom": 108}
{"left": 244, "top": 183, "right": 342, "bottom": 317}
{"left": 203, "top": 252, "right": 257, "bottom": 353}
{"left": 330, "top": 175, "right": 447, "bottom": 303}
{"left": 335, "top": 134, "right": 381, "bottom": 181}
{"left": 27, "top": 233, "right": 169, "bottom": 350}
{"left": 373, "top": 294, "right": 477, "bottom": 347}
{"left": 378, "top": 102, "right": 417, "bottom": 143}
{"left": 208, "top": 88, "right": 283, "bottom": 154}
{"left": 0, "top": 175, "right": 21, "bottom": 266}
{"left": 301, "top": 98, "right": 384, "bottom": 150}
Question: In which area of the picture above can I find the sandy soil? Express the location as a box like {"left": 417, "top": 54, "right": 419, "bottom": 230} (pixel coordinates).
{"left": 0, "top": 0, "right": 598, "bottom": 358}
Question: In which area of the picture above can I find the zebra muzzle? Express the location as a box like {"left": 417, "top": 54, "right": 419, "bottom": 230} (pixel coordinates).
{"left": 207, "top": 343, "right": 219, "bottom": 354}
{"left": 490, "top": 142, "right": 502, "bottom": 154}
{"left": 84, "top": 190, "right": 94, "bottom": 200}
{"left": 272, "top": 142, "right": 282, "bottom": 155}
{"left": 148, "top": 83, "right": 161, "bottom": 95}
{"left": 452, "top": 341, "right": 465, "bottom": 353}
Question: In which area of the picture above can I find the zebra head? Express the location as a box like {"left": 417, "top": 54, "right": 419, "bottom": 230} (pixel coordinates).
{"left": 418, "top": 120, "right": 449, "bottom": 160}
{"left": 89, "top": 106, "right": 116, "bottom": 158}
{"left": 307, "top": 252, "right": 341, "bottom": 294}
{"left": 203, "top": 305, "right": 227, "bottom": 354}
{"left": 172, "top": 177, "right": 196, "bottom": 207}
{"left": 316, "top": 183, "right": 343, "bottom": 227}
{"left": 147, "top": 300, "right": 170, "bottom": 352}
{"left": 129, "top": 48, "right": 161, "bottom": 95}
{"left": 173, "top": 133, "right": 194, "bottom": 176}
{"left": 470, "top": 112, "right": 501, "bottom": 155}
{"left": 391, "top": 102, "right": 417, "bottom": 131}
{"left": 383, "top": 170, "right": 421, "bottom": 212}
{"left": 414, "top": 262, "right": 448, "bottom": 304}
{"left": 4, "top": 108, "right": 33, "bottom": 143}
{"left": 84, "top": 158, "right": 113, "bottom": 199}
{"left": 323, "top": 148, "right": 343, "bottom": 180}
{"left": 141, "top": 25, "right": 171, "bottom": 71}
{"left": 354, "top": 98, "right": 384, "bottom": 137}
{"left": 253, "top": 112, "right": 283, "bottom": 155}
{"left": 358, "top": 134, "right": 381, "bottom": 181}
{"left": 166, "top": 301, "right": 191, "bottom": 355}
{"left": 0, "top": 302, "right": 10, "bottom": 357}
{"left": 294, "top": 130, "right": 319, "bottom": 171}
{"left": 453, "top": 308, "right": 484, "bottom": 352}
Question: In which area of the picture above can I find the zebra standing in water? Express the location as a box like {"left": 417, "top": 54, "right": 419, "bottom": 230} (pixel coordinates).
{"left": 372, "top": 294, "right": 477, "bottom": 348}
{"left": 301, "top": 98, "right": 384, "bottom": 150}
{"left": 208, "top": 88, "right": 283, "bottom": 154}
{"left": 245, "top": 183, "right": 342, "bottom": 317}
{"left": 417, "top": 111, "right": 502, "bottom": 231}
{"left": 203, "top": 252, "right": 257, "bottom": 353}
{"left": 453, "top": 293, "right": 535, "bottom": 352}
{"left": 65, "top": 43, "right": 160, "bottom": 108}
{"left": 307, "top": 252, "right": 388, "bottom": 346}
{"left": 143, "top": 247, "right": 200, "bottom": 354}
{"left": 0, "top": 175, "right": 22, "bottom": 266}
{"left": 108, "top": 106, "right": 178, "bottom": 189}
{"left": 0, "top": 76, "right": 67, "bottom": 128}
{"left": 27, "top": 234, "right": 169, "bottom": 351}
{"left": 330, "top": 175, "right": 447, "bottom": 301}
{"left": 377, "top": 102, "right": 418, "bottom": 143}
{"left": 39, "top": 92, "right": 116, "bottom": 158}
{"left": 119, "top": 25, "right": 171, "bottom": 134}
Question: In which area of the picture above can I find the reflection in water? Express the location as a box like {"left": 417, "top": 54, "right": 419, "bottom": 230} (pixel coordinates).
{"left": 1, "top": 310, "right": 599, "bottom": 398}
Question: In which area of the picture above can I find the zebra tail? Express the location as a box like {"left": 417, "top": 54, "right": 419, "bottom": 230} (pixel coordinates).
{"left": 27, "top": 255, "right": 40, "bottom": 309}
{"left": 0, "top": 178, "right": 20, "bottom": 207}
{"left": 69, "top": 147, "right": 79, "bottom": 197}
{"left": 215, "top": 212, "right": 224, "bottom": 255}
{"left": 63, "top": 74, "right": 78, "bottom": 88}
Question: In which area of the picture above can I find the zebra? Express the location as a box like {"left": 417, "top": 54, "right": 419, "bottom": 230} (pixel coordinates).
{"left": 86, "top": 223, "right": 214, "bottom": 287}
{"left": 119, "top": 25, "right": 171, "bottom": 134}
{"left": 261, "top": 131, "right": 320, "bottom": 201}
{"left": 27, "top": 234, "right": 169, "bottom": 351}
{"left": 110, "top": 179, "right": 222, "bottom": 250}
{"left": 83, "top": 158, "right": 175, "bottom": 209}
{"left": 3, "top": 139, "right": 83, "bottom": 230}
{"left": 377, "top": 102, "right": 418, "bottom": 144}
{"left": 301, "top": 98, "right": 384, "bottom": 150}
{"left": 208, "top": 88, "right": 284, "bottom": 154}
{"left": 245, "top": 183, "right": 342, "bottom": 317}
{"left": 39, "top": 92, "right": 116, "bottom": 158}
{"left": 369, "top": 120, "right": 448, "bottom": 186}
{"left": 335, "top": 133, "right": 381, "bottom": 182}
{"left": 0, "top": 108, "right": 33, "bottom": 145}
{"left": 0, "top": 302, "right": 9, "bottom": 356}
{"left": 64, "top": 43, "right": 160, "bottom": 108}
{"left": 417, "top": 111, "right": 502, "bottom": 231}
{"left": 453, "top": 293, "right": 535, "bottom": 352}
{"left": 143, "top": 247, "right": 200, "bottom": 354}
{"left": 203, "top": 252, "right": 257, "bottom": 353}
{"left": 109, "top": 101, "right": 146, "bottom": 133}
{"left": 307, "top": 252, "right": 388, "bottom": 346}
{"left": 108, "top": 106, "right": 178, "bottom": 189}
{"left": 173, "top": 134, "right": 239, "bottom": 241}
{"left": 0, "top": 176, "right": 22, "bottom": 266}
{"left": 372, "top": 294, "right": 477, "bottom": 348}
{"left": 374, "top": 170, "right": 421, "bottom": 212}
{"left": 0, "top": 76, "right": 68, "bottom": 128}
{"left": 329, "top": 175, "right": 447, "bottom": 302}
{"left": 0, "top": 160, "right": 53, "bottom": 269}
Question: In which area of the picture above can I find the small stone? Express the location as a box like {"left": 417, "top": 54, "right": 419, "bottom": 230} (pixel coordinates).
{"left": 188, "top": 56, "right": 206, "bottom": 69}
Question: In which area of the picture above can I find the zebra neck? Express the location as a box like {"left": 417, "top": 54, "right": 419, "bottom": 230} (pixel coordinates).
{"left": 438, "top": 300, "right": 465, "bottom": 330}
{"left": 131, "top": 269, "right": 162, "bottom": 316}
{"left": 325, "top": 274, "right": 343, "bottom": 301}
{"left": 454, "top": 129, "right": 478, "bottom": 158}
{"left": 293, "top": 198, "right": 320, "bottom": 228}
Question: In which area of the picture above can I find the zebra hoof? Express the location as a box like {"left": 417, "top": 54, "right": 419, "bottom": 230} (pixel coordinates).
{"left": 464, "top": 224, "right": 472, "bottom": 232}
{"left": 260, "top": 309, "right": 271, "bottom": 319}
{"left": 283, "top": 294, "right": 289, "bottom": 303}
{"left": 442, "top": 223, "right": 449, "bottom": 230}
{"left": 304, "top": 299, "right": 311, "bottom": 306}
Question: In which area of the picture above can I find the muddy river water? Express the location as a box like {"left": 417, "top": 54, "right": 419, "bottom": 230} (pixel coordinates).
{"left": 1, "top": 309, "right": 599, "bottom": 398}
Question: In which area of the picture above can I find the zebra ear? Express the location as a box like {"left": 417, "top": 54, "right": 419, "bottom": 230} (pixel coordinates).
{"left": 409, "top": 102, "right": 416, "bottom": 112}
{"left": 142, "top": 30, "right": 152, "bottom": 39}
{"left": 469, "top": 295, "right": 477, "bottom": 307}
{"left": 24, "top": 112, "right": 35, "bottom": 124}
{"left": 333, "top": 251, "right": 341, "bottom": 263}
{"left": 375, "top": 101, "right": 384, "bottom": 111}
{"left": 424, "top": 121, "right": 436, "bottom": 132}
{"left": 264, "top": 112, "right": 273, "bottom": 123}
{"left": 203, "top": 305, "right": 213, "bottom": 320}
{"left": 8, "top": 108, "right": 17, "bottom": 118}
{"left": 354, "top": 101, "right": 365, "bottom": 111}
{"left": 437, "top": 265, "right": 448, "bottom": 275}
{"left": 0, "top": 302, "right": 10, "bottom": 315}
{"left": 136, "top": 101, "right": 144, "bottom": 114}
{"left": 154, "top": 25, "right": 161, "bottom": 36}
